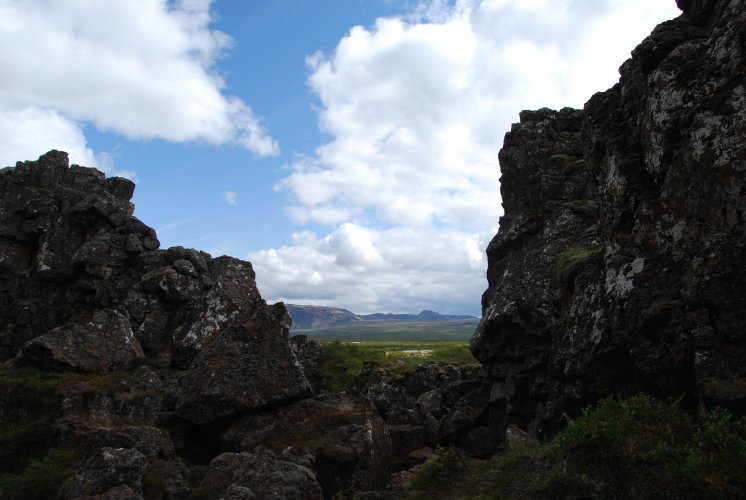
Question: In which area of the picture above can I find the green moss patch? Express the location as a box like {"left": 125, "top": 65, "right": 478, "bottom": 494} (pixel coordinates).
{"left": 553, "top": 244, "right": 601, "bottom": 288}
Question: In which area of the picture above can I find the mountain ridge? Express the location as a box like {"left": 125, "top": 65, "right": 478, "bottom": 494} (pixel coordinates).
{"left": 286, "top": 304, "right": 478, "bottom": 330}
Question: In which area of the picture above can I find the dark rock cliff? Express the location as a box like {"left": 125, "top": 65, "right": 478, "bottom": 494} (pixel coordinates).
{"left": 0, "top": 151, "right": 391, "bottom": 499}
{"left": 471, "top": 0, "right": 746, "bottom": 438}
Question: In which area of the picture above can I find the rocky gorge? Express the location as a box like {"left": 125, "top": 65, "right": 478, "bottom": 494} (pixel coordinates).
{"left": 0, "top": 0, "right": 744, "bottom": 498}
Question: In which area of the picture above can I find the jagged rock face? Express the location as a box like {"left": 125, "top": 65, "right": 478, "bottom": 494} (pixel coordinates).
{"left": 197, "top": 449, "right": 323, "bottom": 500}
{"left": 222, "top": 394, "right": 392, "bottom": 499}
{"left": 472, "top": 0, "right": 746, "bottom": 437}
{"left": 359, "top": 362, "right": 498, "bottom": 465}
{"left": 0, "top": 151, "right": 393, "bottom": 499}
{"left": 0, "top": 151, "right": 310, "bottom": 409}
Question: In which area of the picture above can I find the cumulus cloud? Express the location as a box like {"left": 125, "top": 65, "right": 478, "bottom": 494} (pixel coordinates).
{"left": 250, "top": 0, "right": 680, "bottom": 314}
{"left": 0, "top": 106, "right": 96, "bottom": 168}
{"left": 0, "top": 0, "right": 278, "bottom": 169}
{"left": 223, "top": 191, "right": 239, "bottom": 206}
{"left": 250, "top": 225, "right": 489, "bottom": 314}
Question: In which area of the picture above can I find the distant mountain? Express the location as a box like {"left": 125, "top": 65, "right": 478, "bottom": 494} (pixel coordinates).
{"left": 286, "top": 304, "right": 360, "bottom": 330}
{"left": 287, "top": 305, "right": 477, "bottom": 330}
{"left": 358, "top": 310, "right": 477, "bottom": 321}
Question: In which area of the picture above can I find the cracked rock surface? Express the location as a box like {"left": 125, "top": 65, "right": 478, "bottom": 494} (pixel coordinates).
{"left": 472, "top": 0, "right": 746, "bottom": 438}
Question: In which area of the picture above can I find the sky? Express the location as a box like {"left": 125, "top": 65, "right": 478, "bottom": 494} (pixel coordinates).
{"left": 0, "top": 0, "right": 681, "bottom": 316}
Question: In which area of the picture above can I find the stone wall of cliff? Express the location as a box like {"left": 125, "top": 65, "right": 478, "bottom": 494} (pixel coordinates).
{"left": 0, "top": 151, "right": 392, "bottom": 498}
{"left": 471, "top": 0, "right": 746, "bottom": 438}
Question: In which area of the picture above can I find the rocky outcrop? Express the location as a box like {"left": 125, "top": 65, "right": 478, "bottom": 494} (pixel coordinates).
{"left": 196, "top": 449, "right": 323, "bottom": 500}
{"left": 358, "top": 362, "right": 500, "bottom": 467}
{"left": 472, "top": 0, "right": 746, "bottom": 438}
{"left": 223, "top": 393, "right": 392, "bottom": 498}
{"left": 0, "top": 151, "right": 391, "bottom": 499}
{"left": 290, "top": 334, "right": 325, "bottom": 371}
{"left": 0, "top": 151, "right": 311, "bottom": 416}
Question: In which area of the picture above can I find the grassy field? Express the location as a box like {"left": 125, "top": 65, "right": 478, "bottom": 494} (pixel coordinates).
{"left": 294, "top": 319, "right": 479, "bottom": 341}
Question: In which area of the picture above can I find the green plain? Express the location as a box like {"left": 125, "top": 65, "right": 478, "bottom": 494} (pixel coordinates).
{"left": 293, "top": 318, "right": 479, "bottom": 341}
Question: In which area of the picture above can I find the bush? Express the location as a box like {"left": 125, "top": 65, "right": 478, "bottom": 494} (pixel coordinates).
{"left": 544, "top": 394, "right": 746, "bottom": 499}
{"left": 303, "top": 340, "right": 385, "bottom": 393}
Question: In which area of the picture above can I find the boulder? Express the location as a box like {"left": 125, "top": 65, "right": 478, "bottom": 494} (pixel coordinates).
{"left": 222, "top": 393, "right": 392, "bottom": 498}
{"left": 290, "top": 334, "right": 324, "bottom": 372}
{"left": 361, "top": 362, "right": 493, "bottom": 462}
{"left": 196, "top": 450, "right": 322, "bottom": 500}
{"left": 13, "top": 309, "right": 143, "bottom": 373}
{"left": 66, "top": 447, "right": 147, "bottom": 499}
{"left": 175, "top": 303, "right": 312, "bottom": 424}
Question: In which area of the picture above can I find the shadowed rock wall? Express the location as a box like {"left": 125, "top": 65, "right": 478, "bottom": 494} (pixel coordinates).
{"left": 472, "top": 0, "right": 746, "bottom": 437}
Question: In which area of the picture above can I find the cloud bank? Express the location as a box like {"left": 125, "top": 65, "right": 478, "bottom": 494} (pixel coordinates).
{"left": 249, "top": 0, "right": 681, "bottom": 315}
{"left": 0, "top": 0, "right": 278, "bottom": 170}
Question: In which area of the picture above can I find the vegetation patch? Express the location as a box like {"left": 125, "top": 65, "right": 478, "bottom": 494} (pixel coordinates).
{"left": 299, "top": 319, "right": 479, "bottom": 341}
{"left": 553, "top": 244, "right": 601, "bottom": 290}
{"left": 405, "top": 395, "right": 746, "bottom": 499}
{"left": 305, "top": 340, "right": 476, "bottom": 394}
{"left": 0, "top": 364, "right": 133, "bottom": 496}
{"left": 544, "top": 394, "right": 746, "bottom": 499}
{"left": 554, "top": 244, "right": 601, "bottom": 272}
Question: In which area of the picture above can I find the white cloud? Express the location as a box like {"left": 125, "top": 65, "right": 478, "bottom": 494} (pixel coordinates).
{"left": 223, "top": 191, "right": 239, "bottom": 206}
{"left": 250, "top": 0, "right": 680, "bottom": 315}
{"left": 0, "top": 0, "right": 278, "bottom": 168}
{"left": 250, "top": 225, "right": 491, "bottom": 314}
{"left": 0, "top": 106, "right": 96, "bottom": 168}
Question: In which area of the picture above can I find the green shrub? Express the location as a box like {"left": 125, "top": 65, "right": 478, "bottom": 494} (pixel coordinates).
{"left": 544, "top": 394, "right": 746, "bottom": 499}
{"left": 303, "top": 340, "right": 385, "bottom": 393}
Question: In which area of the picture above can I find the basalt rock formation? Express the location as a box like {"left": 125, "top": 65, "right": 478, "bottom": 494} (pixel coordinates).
{"left": 0, "top": 151, "right": 391, "bottom": 499}
{"left": 472, "top": 0, "right": 746, "bottom": 438}
{"left": 358, "top": 362, "right": 497, "bottom": 465}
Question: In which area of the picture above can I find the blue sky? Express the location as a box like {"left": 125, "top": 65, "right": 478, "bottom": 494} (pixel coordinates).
{"left": 0, "top": 0, "right": 680, "bottom": 315}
